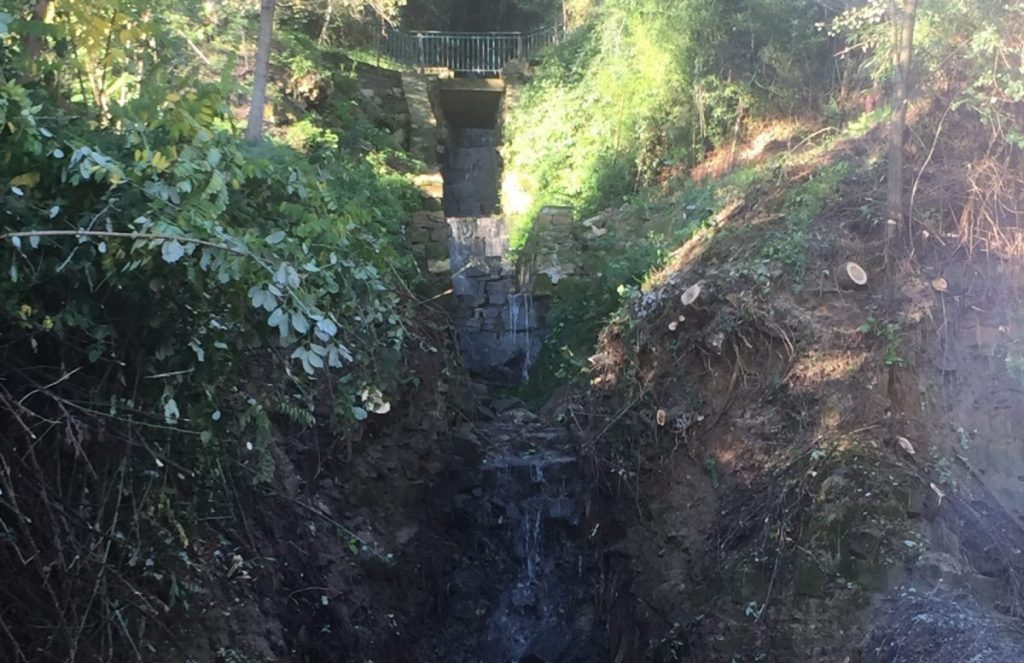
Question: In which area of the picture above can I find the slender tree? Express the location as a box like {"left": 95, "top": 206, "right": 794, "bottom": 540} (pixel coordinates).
{"left": 318, "top": 0, "right": 334, "bottom": 46}
{"left": 246, "top": 0, "right": 277, "bottom": 142}
{"left": 22, "top": 0, "right": 50, "bottom": 62}
{"left": 885, "top": 0, "right": 919, "bottom": 255}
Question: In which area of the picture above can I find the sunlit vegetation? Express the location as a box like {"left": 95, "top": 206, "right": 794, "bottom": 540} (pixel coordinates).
{"left": 502, "top": 0, "right": 837, "bottom": 245}
{"left": 0, "top": 2, "right": 427, "bottom": 659}
{"left": 508, "top": 0, "right": 1024, "bottom": 399}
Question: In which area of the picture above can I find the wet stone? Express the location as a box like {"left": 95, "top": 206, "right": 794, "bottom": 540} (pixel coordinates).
{"left": 420, "top": 422, "right": 603, "bottom": 661}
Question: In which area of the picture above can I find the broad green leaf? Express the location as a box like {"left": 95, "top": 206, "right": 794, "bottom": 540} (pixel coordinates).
{"left": 316, "top": 318, "right": 337, "bottom": 338}
{"left": 351, "top": 406, "right": 368, "bottom": 421}
{"left": 273, "top": 263, "right": 288, "bottom": 285}
{"left": 161, "top": 240, "right": 185, "bottom": 263}
{"left": 265, "top": 231, "right": 286, "bottom": 245}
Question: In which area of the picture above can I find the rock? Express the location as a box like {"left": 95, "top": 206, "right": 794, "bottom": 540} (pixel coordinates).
{"left": 905, "top": 487, "right": 927, "bottom": 517}
{"left": 502, "top": 408, "right": 539, "bottom": 425}
{"left": 390, "top": 127, "right": 406, "bottom": 149}
{"left": 408, "top": 436, "right": 432, "bottom": 457}
{"left": 395, "top": 525, "right": 419, "bottom": 546}
{"left": 491, "top": 397, "right": 525, "bottom": 413}
{"left": 547, "top": 497, "right": 575, "bottom": 520}
{"left": 453, "top": 422, "right": 480, "bottom": 445}
{"left": 966, "top": 573, "right": 1003, "bottom": 606}
{"left": 427, "top": 258, "right": 451, "bottom": 274}
{"left": 861, "top": 589, "right": 1024, "bottom": 663}
{"left": 848, "top": 530, "right": 882, "bottom": 560}
{"left": 425, "top": 241, "right": 449, "bottom": 260}
{"left": 915, "top": 551, "right": 964, "bottom": 586}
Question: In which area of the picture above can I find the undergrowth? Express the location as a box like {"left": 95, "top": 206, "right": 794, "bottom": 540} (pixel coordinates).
{"left": 0, "top": 8, "right": 428, "bottom": 660}
{"left": 502, "top": 0, "right": 838, "bottom": 247}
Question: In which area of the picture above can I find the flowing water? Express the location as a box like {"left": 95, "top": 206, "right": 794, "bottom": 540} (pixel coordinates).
{"left": 422, "top": 422, "right": 602, "bottom": 662}
{"left": 507, "top": 292, "right": 535, "bottom": 382}
{"left": 424, "top": 92, "right": 600, "bottom": 661}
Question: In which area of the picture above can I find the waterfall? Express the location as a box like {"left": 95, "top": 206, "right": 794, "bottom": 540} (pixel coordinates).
{"left": 508, "top": 292, "right": 535, "bottom": 382}
{"left": 419, "top": 422, "right": 601, "bottom": 662}
{"left": 445, "top": 217, "right": 477, "bottom": 296}
{"left": 443, "top": 214, "right": 541, "bottom": 383}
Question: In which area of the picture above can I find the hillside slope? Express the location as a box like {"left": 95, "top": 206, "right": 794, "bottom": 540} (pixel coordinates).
{"left": 576, "top": 123, "right": 1024, "bottom": 661}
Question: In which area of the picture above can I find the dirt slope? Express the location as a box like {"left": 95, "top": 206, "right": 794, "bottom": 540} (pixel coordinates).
{"left": 578, "top": 126, "right": 1024, "bottom": 661}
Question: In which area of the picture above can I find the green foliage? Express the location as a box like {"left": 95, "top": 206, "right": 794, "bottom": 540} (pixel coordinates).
{"left": 0, "top": 8, "right": 425, "bottom": 658}
{"left": 859, "top": 316, "right": 904, "bottom": 366}
{"left": 829, "top": 0, "right": 1024, "bottom": 146}
{"left": 502, "top": 0, "right": 837, "bottom": 243}
{"left": 1, "top": 75, "right": 417, "bottom": 470}
{"left": 522, "top": 232, "right": 672, "bottom": 398}
{"left": 751, "top": 160, "right": 849, "bottom": 286}
{"left": 703, "top": 457, "right": 720, "bottom": 488}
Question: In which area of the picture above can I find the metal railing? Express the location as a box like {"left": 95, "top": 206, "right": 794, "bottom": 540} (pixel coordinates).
{"left": 383, "top": 25, "right": 563, "bottom": 76}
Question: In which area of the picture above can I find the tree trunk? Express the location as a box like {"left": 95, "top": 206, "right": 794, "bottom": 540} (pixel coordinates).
{"left": 317, "top": 0, "right": 333, "bottom": 47}
{"left": 885, "top": 0, "right": 919, "bottom": 257}
{"left": 246, "top": 0, "right": 277, "bottom": 143}
{"left": 22, "top": 0, "right": 50, "bottom": 60}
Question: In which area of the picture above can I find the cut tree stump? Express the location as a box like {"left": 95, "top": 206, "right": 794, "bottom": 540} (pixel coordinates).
{"left": 681, "top": 284, "right": 702, "bottom": 306}
{"left": 836, "top": 262, "right": 868, "bottom": 290}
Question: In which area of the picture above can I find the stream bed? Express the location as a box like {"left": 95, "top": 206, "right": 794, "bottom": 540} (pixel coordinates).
{"left": 419, "top": 419, "right": 604, "bottom": 662}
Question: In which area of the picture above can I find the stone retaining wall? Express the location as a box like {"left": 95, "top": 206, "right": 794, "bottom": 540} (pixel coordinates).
{"left": 447, "top": 216, "right": 543, "bottom": 382}
{"left": 408, "top": 205, "right": 592, "bottom": 383}
{"left": 522, "top": 206, "right": 583, "bottom": 296}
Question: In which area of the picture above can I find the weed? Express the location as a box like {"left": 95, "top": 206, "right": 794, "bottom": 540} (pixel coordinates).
{"left": 859, "top": 316, "right": 905, "bottom": 367}
{"left": 703, "top": 457, "right": 721, "bottom": 488}
{"left": 770, "top": 161, "right": 849, "bottom": 284}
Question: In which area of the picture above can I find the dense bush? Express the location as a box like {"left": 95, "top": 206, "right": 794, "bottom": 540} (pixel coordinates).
{"left": 501, "top": 0, "right": 836, "bottom": 242}
{"left": 0, "top": 6, "right": 424, "bottom": 658}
